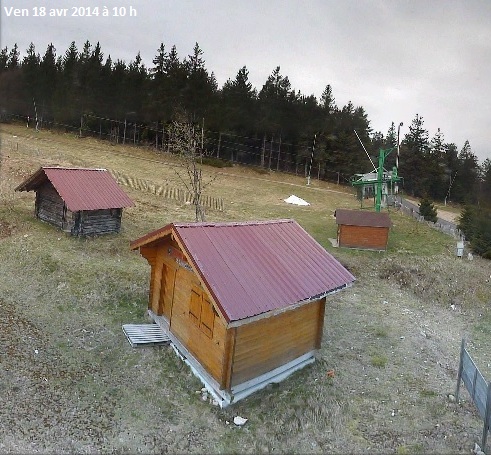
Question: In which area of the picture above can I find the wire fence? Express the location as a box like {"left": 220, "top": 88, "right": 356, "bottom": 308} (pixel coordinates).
{"left": 395, "top": 196, "right": 462, "bottom": 239}
{"left": 3, "top": 111, "right": 351, "bottom": 185}
{"left": 455, "top": 339, "right": 491, "bottom": 453}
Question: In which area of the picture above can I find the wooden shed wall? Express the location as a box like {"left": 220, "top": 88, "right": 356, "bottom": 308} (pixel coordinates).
{"left": 35, "top": 183, "right": 65, "bottom": 228}
{"left": 230, "top": 299, "right": 324, "bottom": 387}
{"left": 338, "top": 224, "right": 389, "bottom": 250}
{"left": 170, "top": 269, "right": 228, "bottom": 385}
{"left": 75, "top": 209, "right": 122, "bottom": 236}
{"left": 140, "top": 241, "right": 229, "bottom": 387}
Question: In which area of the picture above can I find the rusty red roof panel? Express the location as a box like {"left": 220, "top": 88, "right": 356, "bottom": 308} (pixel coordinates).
{"left": 335, "top": 209, "right": 391, "bottom": 228}
{"left": 16, "top": 167, "right": 134, "bottom": 212}
{"left": 134, "top": 219, "right": 355, "bottom": 322}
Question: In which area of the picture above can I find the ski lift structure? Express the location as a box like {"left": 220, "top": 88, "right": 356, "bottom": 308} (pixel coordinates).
{"left": 351, "top": 128, "right": 403, "bottom": 212}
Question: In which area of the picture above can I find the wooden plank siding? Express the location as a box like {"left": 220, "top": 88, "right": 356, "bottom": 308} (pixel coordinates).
{"left": 75, "top": 209, "right": 122, "bottom": 236}
{"left": 315, "top": 298, "right": 326, "bottom": 349}
{"left": 169, "top": 268, "right": 227, "bottom": 384}
{"left": 35, "top": 183, "right": 65, "bottom": 228}
{"left": 222, "top": 327, "right": 237, "bottom": 390}
{"left": 230, "top": 299, "right": 324, "bottom": 387}
{"left": 150, "top": 246, "right": 167, "bottom": 315}
{"left": 338, "top": 224, "right": 389, "bottom": 250}
{"left": 139, "top": 240, "right": 229, "bottom": 386}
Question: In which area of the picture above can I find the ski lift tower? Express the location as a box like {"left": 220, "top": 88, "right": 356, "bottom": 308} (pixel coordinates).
{"left": 351, "top": 146, "right": 403, "bottom": 212}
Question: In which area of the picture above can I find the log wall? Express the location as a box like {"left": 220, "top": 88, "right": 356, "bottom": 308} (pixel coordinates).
{"left": 35, "top": 183, "right": 65, "bottom": 228}
{"left": 75, "top": 209, "right": 122, "bottom": 236}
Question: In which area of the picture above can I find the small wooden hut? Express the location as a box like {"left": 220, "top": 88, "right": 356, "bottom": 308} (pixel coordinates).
{"left": 335, "top": 208, "right": 391, "bottom": 250}
{"left": 130, "top": 219, "right": 355, "bottom": 406}
{"left": 15, "top": 167, "right": 134, "bottom": 236}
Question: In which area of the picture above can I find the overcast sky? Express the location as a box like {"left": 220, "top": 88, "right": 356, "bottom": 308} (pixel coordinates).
{"left": 2, "top": 0, "right": 490, "bottom": 162}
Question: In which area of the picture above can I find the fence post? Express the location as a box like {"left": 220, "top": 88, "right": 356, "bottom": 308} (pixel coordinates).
{"left": 455, "top": 338, "right": 465, "bottom": 402}
{"left": 483, "top": 383, "right": 491, "bottom": 452}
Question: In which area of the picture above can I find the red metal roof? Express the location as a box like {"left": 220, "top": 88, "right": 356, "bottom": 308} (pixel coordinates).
{"left": 335, "top": 209, "right": 391, "bottom": 228}
{"left": 15, "top": 167, "right": 134, "bottom": 211}
{"left": 132, "top": 220, "right": 355, "bottom": 323}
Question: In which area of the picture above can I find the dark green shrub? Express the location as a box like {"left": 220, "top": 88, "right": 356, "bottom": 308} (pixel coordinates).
{"left": 419, "top": 198, "right": 438, "bottom": 223}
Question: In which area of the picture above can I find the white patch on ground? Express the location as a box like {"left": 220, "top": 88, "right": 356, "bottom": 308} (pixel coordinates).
{"left": 284, "top": 195, "right": 310, "bottom": 206}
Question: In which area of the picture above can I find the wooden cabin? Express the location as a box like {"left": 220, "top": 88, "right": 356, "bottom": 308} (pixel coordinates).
{"left": 335, "top": 208, "right": 391, "bottom": 250}
{"left": 15, "top": 167, "right": 134, "bottom": 236}
{"left": 131, "top": 219, "right": 355, "bottom": 406}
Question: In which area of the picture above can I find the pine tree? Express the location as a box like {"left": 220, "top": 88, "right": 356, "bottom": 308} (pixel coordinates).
{"left": 426, "top": 128, "right": 447, "bottom": 199}
{"left": 151, "top": 43, "right": 167, "bottom": 80}
{"left": 320, "top": 84, "right": 336, "bottom": 114}
{"left": 399, "top": 114, "right": 429, "bottom": 196}
{"left": 7, "top": 44, "right": 20, "bottom": 69}
{"left": 419, "top": 198, "right": 438, "bottom": 222}
{"left": 21, "top": 43, "right": 40, "bottom": 102}
{"left": 258, "top": 66, "right": 292, "bottom": 134}
{"left": 481, "top": 158, "right": 491, "bottom": 207}
{"left": 221, "top": 66, "right": 257, "bottom": 133}
{"left": 452, "top": 140, "right": 480, "bottom": 204}
{"left": 0, "top": 47, "right": 8, "bottom": 72}
{"left": 182, "top": 42, "right": 216, "bottom": 121}
{"left": 38, "top": 43, "right": 58, "bottom": 119}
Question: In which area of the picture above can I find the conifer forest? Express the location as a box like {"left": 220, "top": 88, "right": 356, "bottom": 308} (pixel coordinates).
{"left": 1, "top": 40, "right": 490, "bottom": 255}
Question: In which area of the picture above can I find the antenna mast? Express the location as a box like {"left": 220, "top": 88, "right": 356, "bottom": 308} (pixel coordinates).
{"left": 306, "top": 133, "right": 317, "bottom": 186}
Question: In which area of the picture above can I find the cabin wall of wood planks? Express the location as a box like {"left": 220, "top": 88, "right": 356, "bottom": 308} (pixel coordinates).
{"left": 229, "top": 299, "right": 324, "bottom": 387}
{"left": 338, "top": 224, "right": 389, "bottom": 250}
{"left": 140, "top": 240, "right": 229, "bottom": 387}
{"left": 75, "top": 209, "right": 122, "bottom": 236}
{"left": 35, "top": 183, "right": 65, "bottom": 227}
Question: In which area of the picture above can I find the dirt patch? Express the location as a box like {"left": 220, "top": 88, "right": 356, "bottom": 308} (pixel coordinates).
{"left": 0, "top": 219, "right": 14, "bottom": 239}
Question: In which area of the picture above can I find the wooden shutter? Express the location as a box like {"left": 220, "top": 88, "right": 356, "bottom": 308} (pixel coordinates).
{"left": 189, "top": 288, "right": 201, "bottom": 326}
{"left": 200, "top": 296, "right": 215, "bottom": 338}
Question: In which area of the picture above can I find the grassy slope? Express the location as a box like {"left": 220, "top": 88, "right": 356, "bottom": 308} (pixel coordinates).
{"left": 1, "top": 123, "right": 490, "bottom": 454}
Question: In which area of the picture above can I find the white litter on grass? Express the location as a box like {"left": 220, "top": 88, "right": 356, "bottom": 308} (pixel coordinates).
{"left": 233, "top": 416, "right": 248, "bottom": 426}
{"left": 284, "top": 195, "right": 310, "bottom": 206}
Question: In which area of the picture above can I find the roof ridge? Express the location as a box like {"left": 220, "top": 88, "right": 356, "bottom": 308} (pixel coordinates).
{"left": 174, "top": 219, "right": 294, "bottom": 228}
{"left": 43, "top": 166, "right": 107, "bottom": 171}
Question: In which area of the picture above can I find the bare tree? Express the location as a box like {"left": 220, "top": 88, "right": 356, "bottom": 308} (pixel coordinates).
{"left": 170, "top": 112, "right": 216, "bottom": 222}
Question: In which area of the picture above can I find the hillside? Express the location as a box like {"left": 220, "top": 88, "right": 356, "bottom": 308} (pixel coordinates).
{"left": 1, "top": 123, "right": 491, "bottom": 454}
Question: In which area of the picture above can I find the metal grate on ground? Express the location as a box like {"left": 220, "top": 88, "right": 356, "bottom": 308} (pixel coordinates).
{"left": 122, "top": 324, "right": 170, "bottom": 347}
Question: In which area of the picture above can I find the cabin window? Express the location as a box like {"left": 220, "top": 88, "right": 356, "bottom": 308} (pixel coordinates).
{"left": 189, "top": 287, "right": 215, "bottom": 338}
